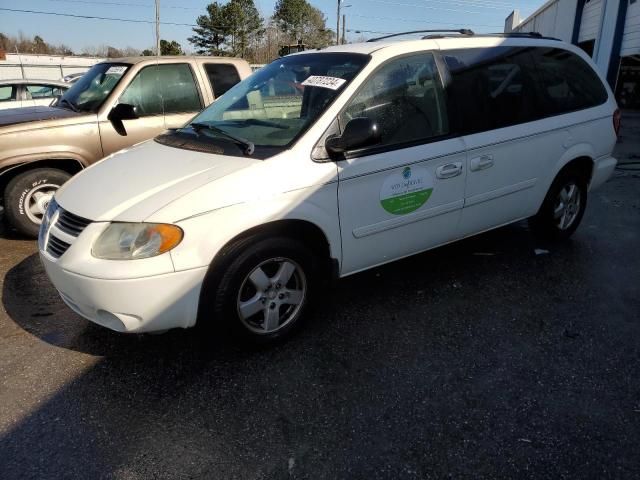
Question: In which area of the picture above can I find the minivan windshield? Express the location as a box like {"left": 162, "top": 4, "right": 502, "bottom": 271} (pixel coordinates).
{"left": 58, "top": 62, "right": 130, "bottom": 113}
{"left": 168, "top": 53, "right": 369, "bottom": 157}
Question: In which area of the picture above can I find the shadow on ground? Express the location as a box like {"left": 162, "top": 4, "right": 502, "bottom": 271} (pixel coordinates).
{"left": 1, "top": 174, "right": 639, "bottom": 479}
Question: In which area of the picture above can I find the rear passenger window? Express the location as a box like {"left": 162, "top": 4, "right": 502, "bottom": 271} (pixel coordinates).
{"left": 340, "top": 52, "right": 448, "bottom": 149}
{"left": 204, "top": 63, "right": 241, "bottom": 98}
{"left": 443, "top": 47, "right": 542, "bottom": 133}
{"left": 531, "top": 48, "right": 608, "bottom": 114}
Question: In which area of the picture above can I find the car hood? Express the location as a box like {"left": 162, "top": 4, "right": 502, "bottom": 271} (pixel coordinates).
{"left": 55, "top": 140, "right": 259, "bottom": 222}
{"left": 0, "top": 106, "right": 83, "bottom": 128}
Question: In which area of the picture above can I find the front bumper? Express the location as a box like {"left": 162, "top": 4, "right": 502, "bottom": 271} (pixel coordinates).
{"left": 40, "top": 252, "right": 208, "bottom": 333}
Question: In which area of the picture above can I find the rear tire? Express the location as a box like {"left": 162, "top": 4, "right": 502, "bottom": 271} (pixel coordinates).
{"left": 203, "top": 235, "right": 318, "bottom": 345}
{"left": 529, "top": 169, "right": 588, "bottom": 241}
{"left": 4, "top": 168, "right": 71, "bottom": 238}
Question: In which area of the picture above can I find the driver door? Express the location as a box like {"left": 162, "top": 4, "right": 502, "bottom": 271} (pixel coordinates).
{"left": 337, "top": 52, "right": 467, "bottom": 275}
{"left": 99, "top": 63, "right": 203, "bottom": 157}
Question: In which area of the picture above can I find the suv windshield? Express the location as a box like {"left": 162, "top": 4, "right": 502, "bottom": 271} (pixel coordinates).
{"left": 58, "top": 62, "right": 130, "bottom": 113}
{"left": 162, "top": 53, "right": 369, "bottom": 158}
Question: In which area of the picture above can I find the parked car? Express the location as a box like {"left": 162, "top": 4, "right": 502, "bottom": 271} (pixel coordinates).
{"left": 38, "top": 33, "right": 619, "bottom": 343}
{"left": 0, "top": 56, "right": 252, "bottom": 236}
{"left": 0, "top": 79, "right": 69, "bottom": 110}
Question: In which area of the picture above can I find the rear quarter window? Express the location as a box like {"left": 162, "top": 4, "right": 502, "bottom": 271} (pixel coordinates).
{"left": 530, "top": 47, "right": 608, "bottom": 115}
{"left": 204, "top": 63, "right": 241, "bottom": 98}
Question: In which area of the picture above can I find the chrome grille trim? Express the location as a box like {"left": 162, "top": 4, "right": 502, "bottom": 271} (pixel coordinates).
{"left": 56, "top": 209, "right": 92, "bottom": 237}
{"left": 46, "top": 235, "right": 71, "bottom": 259}
{"left": 42, "top": 203, "right": 93, "bottom": 260}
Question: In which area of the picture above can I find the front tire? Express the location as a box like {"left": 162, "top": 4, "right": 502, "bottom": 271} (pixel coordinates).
{"left": 529, "top": 169, "right": 588, "bottom": 241}
{"left": 206, "top": 236, "right": 317, "bottom": 344}
{"left": 4, "top": 168, "right": 71, "bottom": 238}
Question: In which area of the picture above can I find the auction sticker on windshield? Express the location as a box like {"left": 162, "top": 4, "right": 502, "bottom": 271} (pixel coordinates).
{"left": 106, "top": 66, "right": 127, "bottom": 75}
{"left": 380, "top": 166, "right": 433, "bottom": 215}
{"left": 301, "top": 76, "right": 347, "bottom": 90}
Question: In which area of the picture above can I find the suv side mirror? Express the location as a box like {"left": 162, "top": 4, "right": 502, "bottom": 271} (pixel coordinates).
{"left": 108, "top": 103, "right": 139, "bottom": 136}
{"left": 325, "top": 117, "right": 381, "bottom": 157}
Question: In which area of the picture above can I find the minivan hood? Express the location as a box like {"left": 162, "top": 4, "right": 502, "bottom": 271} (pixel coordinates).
{"left": 55, "top": 140, "right": 259, "bottom": 222}
{"left": 0, "top": 106, "right": 83, "bottom": 128}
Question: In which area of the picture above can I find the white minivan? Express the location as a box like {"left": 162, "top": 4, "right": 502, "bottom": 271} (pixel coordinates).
{"left": 39, "top": 33, "right": 619, "bottom": 343}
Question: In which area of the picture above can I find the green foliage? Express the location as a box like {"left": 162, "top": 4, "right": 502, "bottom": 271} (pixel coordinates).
{"left": 274, "top": 0, "right": 333, "bottom": 49}
{"left": 160, "top": 39, "right": 183, "bottom": 55}
{"left": 188, "top": 0, "right": 263, "bottom": 58}
{"left": 188, "top": 2, "right": 229, "bottom": 56}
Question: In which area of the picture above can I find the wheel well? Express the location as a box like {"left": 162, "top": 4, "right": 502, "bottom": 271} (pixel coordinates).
{"left": 215, "top": 219, "right": 334, "bottom": 276}
{"left": 559, "top": 156, "right": 593, "bottom": 184}
{"left": 196, "top": 219, "right": 337, "bottom": 326}
{"left": 0, "top": 159, "right": 84, "bottom": 200}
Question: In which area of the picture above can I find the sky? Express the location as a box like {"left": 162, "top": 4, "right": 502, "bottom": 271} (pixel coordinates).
{"left": 0, "top": 0, "right": 546, "bottom": 53}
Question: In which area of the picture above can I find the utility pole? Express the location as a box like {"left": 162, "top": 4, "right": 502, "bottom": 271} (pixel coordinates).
{"left": 342, "top": 14, "right": 346, "bottom": 44}
{"left": 155, "top": 0, "right": 161, "bottom": 56}
{"left": 336, "top": 0, "right": 341, "bottom": 45}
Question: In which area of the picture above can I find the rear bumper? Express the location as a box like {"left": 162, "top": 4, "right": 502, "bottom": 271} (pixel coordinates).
{"left": 40, "top": 253, "right": 208, "bottom": 333}
{"left": 590, "top": 156, "right": 617, "bottom": 190}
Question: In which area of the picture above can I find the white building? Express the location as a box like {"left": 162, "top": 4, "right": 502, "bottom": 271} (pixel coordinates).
{"left": 0, "top": 53, "right": 103, "bottom": 81}
{"left": 506, "top": 0, "right": 640, "bottom": 109}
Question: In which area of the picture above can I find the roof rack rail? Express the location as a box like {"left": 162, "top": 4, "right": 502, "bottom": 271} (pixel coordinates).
{"left": 367, "top": 29, "right": 474, "bottom": 42}
{"left": 475, "top": 32, "right": 561, "bottom": 41}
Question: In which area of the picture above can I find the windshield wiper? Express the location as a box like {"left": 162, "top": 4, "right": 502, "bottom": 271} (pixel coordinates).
{"left": 190, "top": 122, "right": 255, "bottom": 155}
{"left": 58, "top": 98, "right": 79, "bottom": 112}
{"left": 214, "top": 119, "right": 290, "bottom": 130}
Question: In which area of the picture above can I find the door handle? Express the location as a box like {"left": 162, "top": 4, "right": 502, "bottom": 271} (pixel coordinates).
{"left": 436, "top": 162, "right": 463, "bottom": 179}
{"left": 470, "top": 155, "right": 494, "bottom": 172}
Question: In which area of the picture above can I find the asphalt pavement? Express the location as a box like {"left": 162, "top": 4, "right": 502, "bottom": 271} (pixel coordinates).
{"left": 0, "top": 127, "right": 639, "bottom": 479}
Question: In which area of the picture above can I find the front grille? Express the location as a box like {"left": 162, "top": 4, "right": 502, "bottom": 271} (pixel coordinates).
{"left": 44, "top": 204, "right": 93, "bottom": 259}
{"left": 56, "top": 209, "right": 92, "bottom": 237}
{"left": 46, "top": 235, "right": 71, "bottom": 259}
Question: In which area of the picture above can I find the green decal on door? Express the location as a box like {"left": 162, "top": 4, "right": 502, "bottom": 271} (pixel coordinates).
{"left": 380, "top": 166, "right": 433, "bottom": 215}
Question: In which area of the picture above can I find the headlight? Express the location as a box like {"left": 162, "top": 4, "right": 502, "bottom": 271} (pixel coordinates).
{"left": 92, "top": 223, "right": 183, "bottom": 260}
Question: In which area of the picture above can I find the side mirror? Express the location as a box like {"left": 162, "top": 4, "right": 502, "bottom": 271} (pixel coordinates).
{"left": 325, "top": 117, "right": 381, "bottom": 157}
{"left": 108, "top": 103, "right": 139, "bottom": 122}
{"left": 108, "top": 103, "right": 138, "bottom": 136}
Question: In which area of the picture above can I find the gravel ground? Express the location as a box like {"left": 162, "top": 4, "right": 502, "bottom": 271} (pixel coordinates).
{"left": 0, "top": 127, "right": 639, "bottom": 479}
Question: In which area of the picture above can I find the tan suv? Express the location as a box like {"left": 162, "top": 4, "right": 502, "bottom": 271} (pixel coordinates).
{"left": 0, "top": 56, "right": 252, "bottom": 237}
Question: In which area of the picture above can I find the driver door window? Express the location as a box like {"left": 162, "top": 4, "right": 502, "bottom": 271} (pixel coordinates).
{"left": 340, "top": 53, "right": 449, "bottom": 150}
{"left": 119, "top": 63, "right": 202, "bottom": 117}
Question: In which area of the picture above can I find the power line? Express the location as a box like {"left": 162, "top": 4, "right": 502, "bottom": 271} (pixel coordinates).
{"left": 350, "top": 14, "right": 502, "bottom": 28}
{"left": 0, "top": 7, "right": 228, "bottom": 28}
{"left": 359, "top": 0, "right": 504, "bottom": 15}
{"left": 39, "top": 0, "right": 204, "bottom": 11}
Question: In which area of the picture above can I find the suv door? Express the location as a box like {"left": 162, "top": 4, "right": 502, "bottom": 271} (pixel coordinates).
{"left": 443, "top": 47, "right": 567, "bottom": 236}
{"left": 337, "top": 52, "right": 467, "bottom": 274}
{"left": 100, "top": 63, "right": 203, "bottom": 156}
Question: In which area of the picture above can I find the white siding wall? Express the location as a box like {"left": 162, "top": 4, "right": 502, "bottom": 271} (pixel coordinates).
{"left": 513, "top": 0, "right": 577, "bottom": 42}
{"left": 621, "top": 0, "right": 640, "bottom": 57}
{"left": 579, "top": 0, "right": 605, "bottom": 42}
{"left": 0, "top": 54, "right": 103, "bottom": 81}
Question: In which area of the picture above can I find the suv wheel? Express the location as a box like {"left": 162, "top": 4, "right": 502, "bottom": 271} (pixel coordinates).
{"left": 206, "top": 236, "right": 317, "bottom": 344}
{"left": 530, "top": 169, "right": 588, "bottom": 241}
{"left": 4, "top": 168, "right": 71, "bottom": 238}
